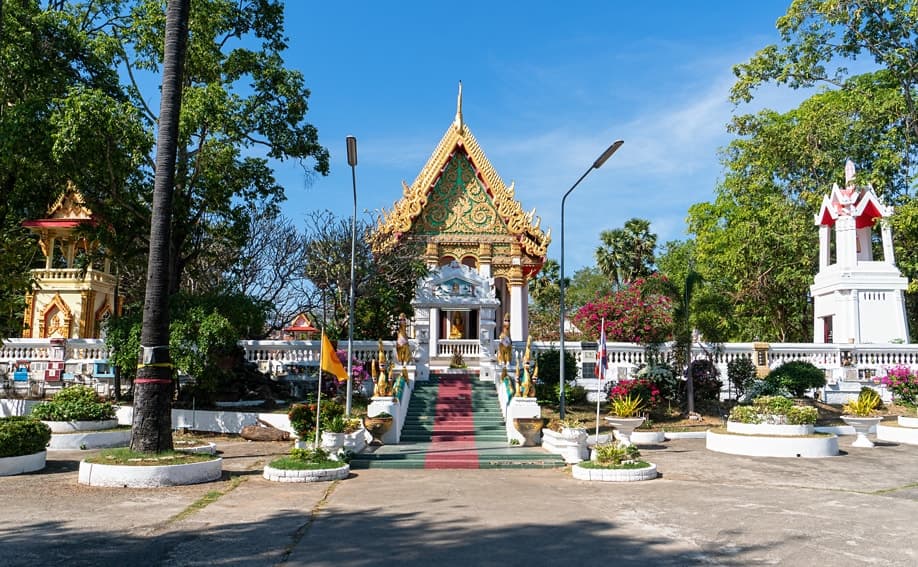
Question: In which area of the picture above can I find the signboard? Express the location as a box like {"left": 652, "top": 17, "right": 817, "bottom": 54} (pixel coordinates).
{"left": 581, "top": 350, "right": 597, "bottom": 363}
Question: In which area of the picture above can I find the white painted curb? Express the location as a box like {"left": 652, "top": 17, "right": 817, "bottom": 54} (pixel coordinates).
{"left": 876, "top": 422, "right": 918, "bottom": 446}
{"left": 0, "top": 451, "right": 46, "bottom": 476}
{"left": 572, "top": 462, "right": 658, "bottom": 482}
{"left": 48, "top": 429, "right": 131, "bottom": 450}
{"left": 78, "top": 457, "right": 222, "bottom": 487}
{"left": 663, "top": 431, "right": 708, "bottom": 440}
{"left": 727, "top": 422, "right": 814, "bottom": 436}
{"left": 175, "top": 442, "right": 218, "bottom": 455}
{"left": 706, "top": 430, "right": 838, "bottom": 458}
{"left": 43, "top": 419, "right": 119, "bottom": 433}
{"left": 263, "top": 463, "right": 349, "bottom": 482}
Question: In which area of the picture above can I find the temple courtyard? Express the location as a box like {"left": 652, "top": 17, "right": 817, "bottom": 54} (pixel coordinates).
{"left": 1, "top": 436, "right": 916, "bottom": 566}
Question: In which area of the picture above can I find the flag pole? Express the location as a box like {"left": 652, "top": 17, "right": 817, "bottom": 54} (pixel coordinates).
{"left": 595, "top": 317, "right": 604, "bottom": 437}
{"left": 315, "top": 330, "right": 325, "bottom": 449}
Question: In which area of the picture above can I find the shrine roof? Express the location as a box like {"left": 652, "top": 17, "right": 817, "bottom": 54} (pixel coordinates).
{"left": 375, "top": 84, "right": 550, "bottom": 260}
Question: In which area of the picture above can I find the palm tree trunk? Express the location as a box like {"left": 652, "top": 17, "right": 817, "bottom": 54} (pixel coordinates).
{"left": 131, "top": 0, "right": 190, "bottom": 453}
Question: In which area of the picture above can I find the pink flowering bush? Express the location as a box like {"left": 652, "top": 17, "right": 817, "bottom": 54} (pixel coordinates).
{"left": 609, "top": 378, "right": 662, "bottom": 409}
{"left": 876, "top": 365, "right": 918, "bottom": 407}
{"left": 572, "top": 275, "right": 673, "bottom": 343}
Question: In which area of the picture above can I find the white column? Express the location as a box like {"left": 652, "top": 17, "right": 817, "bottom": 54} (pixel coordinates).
{"left": 836, "top": 217, "right": 857, "bottom": 270}
{"left": 881, "top": 221, "right": 896, "bottom": 265}
{"left": 510, "top": 283, "right": 523, "bottom": 341}
{"left": 431, "top": 309, "right": 440, "bottom": 360}
{"left": 819, "top": 225, "right": 831, "bottom": 268}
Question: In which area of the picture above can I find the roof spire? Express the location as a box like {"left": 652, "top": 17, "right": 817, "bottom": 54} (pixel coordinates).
{"left": 845, "top": 159, "right": 856, "bottom": 189}
{"left": 453, "top": 81, "right": 464, "bottom": 133}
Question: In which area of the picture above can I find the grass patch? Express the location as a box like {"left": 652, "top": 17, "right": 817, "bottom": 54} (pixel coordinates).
{"left": 268, "top": 456, "right": 342, "bottom": 470}
{"left": 85, "top": 447, "right": 218, "bottom": 466}
{"left": 578, "top": 460, "right": 652, "bottom": 470}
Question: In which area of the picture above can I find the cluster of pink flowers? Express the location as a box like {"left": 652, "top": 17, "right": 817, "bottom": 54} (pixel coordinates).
{"left": 876, "top": 365, "right": 918, "bottom": 406}
{"left": 572, "top": 275, "right": 674, "bottom": 344}
{"left": 609, "top": 378, "right": 662, "bottom": 408}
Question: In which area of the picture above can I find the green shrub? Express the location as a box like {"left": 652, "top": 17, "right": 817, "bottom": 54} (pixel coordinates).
{"left": 535, "top": 348, "right": 577, "bottom": 386}
{"left": 753, "top": 395, "right": 795, "bottom": 415}
{"left": 786, "top": 406, "right": 818, "bottom": 425}
{"left": 727, "top": 357, "right": 756, "bottom": 398}
{"left": 728, "top": 405, "right": 760, "bottom": 424}
{"left": 535, "top": 382, "right": 585, "bottom": 406}
{"left": 288, "top": 403, "right": 315, "bottom": 436}
{"left": 687, "top": 360, "right": 724, "bottom": 407}
{"left": 766, "top": 361, "right": 826, "bottom": 397}
{"left": 593, "top": 442, "right": 641, "bottom": 467}
{"left": 634, "top": 362, "right": 680, "bottom": 405}
{"left": 30, "top": 386, "right": 116, "bottom": 421}
{"left": 0, "top": 417, "right": 52, "bottom": 458}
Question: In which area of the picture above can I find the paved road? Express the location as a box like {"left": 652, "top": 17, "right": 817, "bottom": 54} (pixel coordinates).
{"left": 1, "top": 437, "right": 917, "bottom": 566}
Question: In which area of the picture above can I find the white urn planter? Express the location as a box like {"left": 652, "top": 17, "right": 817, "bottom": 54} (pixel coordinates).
{"left": 542, "top": 428, "right": 589, "bottom": 463}
{"left": 604, "top": 416, "right": 645, "bottom": 446}
{"left": 320, "top": 431, "right": 346, "bottom": 452}
{"left": 841, "top": 416, "right": 883, "bottom": 448}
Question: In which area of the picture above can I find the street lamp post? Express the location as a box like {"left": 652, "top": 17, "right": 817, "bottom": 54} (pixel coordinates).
{"left": 559, "top": 140, "right": 623, "bottom": 419}
{"left": 345, "top": 135, "right": 358, "bottom": 416}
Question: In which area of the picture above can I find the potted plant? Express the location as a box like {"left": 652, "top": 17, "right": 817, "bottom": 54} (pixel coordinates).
{"left": 559, "top": 416, "right": 587, "bottom": 442}
{"left": 363, "top": 412, "right": 394, "bottom": 445}
{"left": 321, "top": 414, "right": 347, "bottom": 451}
{"left": 0, "top": 416, "right": 52, "bottom": 476}
{"left": 605, "top": 394, "right": 646, "bottom": 446}
{"left": 842, "top": 388, "right": 883, "bottom": 448}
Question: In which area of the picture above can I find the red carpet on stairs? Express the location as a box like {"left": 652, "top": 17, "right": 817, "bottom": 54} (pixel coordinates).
{"left": 425, "top": 375, "right": 479, "bottom": 469}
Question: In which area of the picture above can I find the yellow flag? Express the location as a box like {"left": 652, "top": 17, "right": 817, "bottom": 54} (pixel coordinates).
{"left": 321, "top": 332, "right": 349, "bottom": 382}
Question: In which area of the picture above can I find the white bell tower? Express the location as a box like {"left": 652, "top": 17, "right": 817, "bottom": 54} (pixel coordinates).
{"left": 810, "top": 160, "right": 909, "bottom": 343}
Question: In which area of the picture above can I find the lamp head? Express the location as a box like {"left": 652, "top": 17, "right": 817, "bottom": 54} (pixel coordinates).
{"left": 346, "top": 135, "right": 358, "bottom": 167}
{"left": 593, "top": 139, "right": 624, "bottom": 169}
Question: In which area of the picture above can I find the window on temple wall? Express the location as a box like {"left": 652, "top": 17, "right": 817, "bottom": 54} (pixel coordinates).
{"left": 438, "top": 256, "right": 455, "bottom": 267}
{"left": 461, "top": 256, "right": 477, "bottom": 269}
{"left": 822, "top": 316, "right": 833, "bottom": 343}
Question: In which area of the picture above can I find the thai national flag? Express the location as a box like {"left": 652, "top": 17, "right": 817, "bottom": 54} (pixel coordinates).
{"left": 595, "top": 318, "right": 608, "bottom": 381}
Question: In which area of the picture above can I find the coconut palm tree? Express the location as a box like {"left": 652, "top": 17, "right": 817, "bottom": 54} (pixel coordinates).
{"left": 595, "top": 218, "right": 657, "bottom": 288}
{"left": 131, "top": 0, "right": 190, "bottom": 453}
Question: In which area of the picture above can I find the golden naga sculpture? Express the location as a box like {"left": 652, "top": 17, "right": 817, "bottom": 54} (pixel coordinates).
{"left": 396, "top": 313, "right": 411, "bottom": 365}
{"left": 497, "top": 313, "right": 512, "bottom": 366}
{"left": 373, "top": 339, "right": 393, "bottom": 397}
{"left": 516, "top": 336, "right": 536, "bottom": 398}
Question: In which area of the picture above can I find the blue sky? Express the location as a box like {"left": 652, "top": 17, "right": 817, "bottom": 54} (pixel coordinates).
{"left": 272, "top": 1, "right": 806, "bottom": 273}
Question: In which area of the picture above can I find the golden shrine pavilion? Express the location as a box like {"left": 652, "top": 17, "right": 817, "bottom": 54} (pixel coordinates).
{"left": 375, "top": 84, "right": 550, "bottom": 348}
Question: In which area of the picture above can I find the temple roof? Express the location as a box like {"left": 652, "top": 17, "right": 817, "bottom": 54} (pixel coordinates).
{"left": 22, "top": 182, "right": 94, "bottom": 231}
{"left": 375, "top": 85, "right": 550, "bottom": 260}
{"left": 815, "top": 160, "right": 892, "bottom": 229}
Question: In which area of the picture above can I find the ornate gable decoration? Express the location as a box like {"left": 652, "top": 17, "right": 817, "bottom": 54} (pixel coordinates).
{"left": 376, "top": 85, "right": 550, "bottom": 259}
{"left": 815, "top": 160, "right": 892, "bottom": 229}
{"left": 413, "top": 260, "right": 500, "bottom": 307}
{"left": 49, "top": 182, "right": 93, "bottom": 220}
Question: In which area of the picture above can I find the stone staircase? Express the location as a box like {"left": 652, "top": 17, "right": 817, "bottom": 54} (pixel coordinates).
{"left": 351, "top": 373, "right": 564, "bottom": 470}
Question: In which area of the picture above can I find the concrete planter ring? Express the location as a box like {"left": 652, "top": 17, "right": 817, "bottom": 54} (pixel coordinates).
{"left": 79, "top": 457, "right": 223, "bottom": 488}
{"left": 572, "top": 462, "right": 658, "bottom": 482}
{"left": 0, "top": 450, "right": 47, "bottom": 476}
{"left": 44, "top": 419, "right": 130, "bottom": 450}
{"left": 263, "top": 463, "right": 349, "bottom": 483}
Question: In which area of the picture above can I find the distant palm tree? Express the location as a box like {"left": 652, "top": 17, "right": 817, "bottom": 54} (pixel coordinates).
{"left": 595, "top": 218, "right": 657, "bottom": 288}
{"left": 131, "top": 0, "right": 190, "bottom": 453}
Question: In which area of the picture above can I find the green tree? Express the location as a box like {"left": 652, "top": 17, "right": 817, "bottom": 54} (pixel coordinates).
{"left": 304, "top": 211, "right": 428, "bottom": 339}
{"left": 595, "top": 218, "right": 657, "bottom": 288}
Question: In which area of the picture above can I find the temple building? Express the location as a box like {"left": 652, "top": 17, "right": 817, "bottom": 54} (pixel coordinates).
{"left": 374, "top": 85, "right": 550, "bottom": 351}
{"left": 810, "top": 160, "right": 909, "bottom": 343}
{"left": 20, "top": 185, "right": 117, "bottom": 339}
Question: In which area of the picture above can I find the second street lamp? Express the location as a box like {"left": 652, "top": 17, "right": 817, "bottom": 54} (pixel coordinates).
{"left": 559, "top": 139, "right": 623, "bottom": 419}
{"left": 345, "top": 135, "right": 358, "bottom": 416}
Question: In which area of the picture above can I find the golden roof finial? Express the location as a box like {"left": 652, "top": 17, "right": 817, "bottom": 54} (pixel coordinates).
{"left": 453, "top": 81, "right": 464, "bottom": 133}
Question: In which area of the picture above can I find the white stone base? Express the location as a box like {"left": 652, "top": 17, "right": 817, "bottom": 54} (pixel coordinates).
{"left": 876, "top": 422, "right": 918, "bottom": 445}
{"left": 263, "top": 463, "right": 349, "bottom": 482}
{"left": 663, "top": 431, "right": 708, "bottom": 440}
{"left": 175, "top": 442, "right": 218, "bottom": 455}
{"left": 78, "top": 458, "right": 222, "bottom": 487}
{"left": 572, "top": 462, "right": 658, "bottom": 482}
{"left": 0, "top": 450, "right": 46, "bottom": 476}
{"left": 541, "top": 428, "right": 588, "bottom": 463}
{"left": 620, "top": 430, "right": 665, "bottom": 445}
{"left": 43, "top": 419, "right": 119, "bottom": 433}
{"left": 48, "top": 429, "right": 131, "bottom": 450}
{"left": 706, "top": 430, "right": 838, "bottom": 458}
{"left": 727, "top": 422, "right": 815, "bottom": 436}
